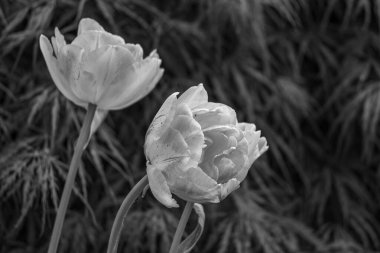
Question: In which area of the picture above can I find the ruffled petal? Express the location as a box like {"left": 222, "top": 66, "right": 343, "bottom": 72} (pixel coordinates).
{"left": 77, "top": 18, "right": 105, "bottom": 34}
{"left": 103, "top": 53, "right": 163, "bottom": 110}
{"left": 145, "top": 92, "right": 179, "bottom": 147}
{"left": 255, "top": 137, "right": 268, "bottom": 160}
{"left": 214, "top": 148, "right": 247, "bottom": 183}
{"left": 57, "top": 44, "right": 84, "bottom": 84}
{"left": 203, "top": 124, "right": 240, "bottom": 136}
{"left": 81, "top": 45, "right": 134, "bottom": 105}
{"left": 166, "top": 166, "right": 224, "bottom": 203}
{"left": 70, "top": 46, "right": 113, "bottom": 103}
{"left": 220, "top": 178, "right": 240, "bottom": 200}
{"left": 199, "top": 132, "right": 224, "bottom": 179}
{"left": 122, "top": 44, "right": 144, "bottom": 61}
{"left": 147, "top": 164, "right": 179, "bottom": 208}
{"left": 177, "top": 84, "right": 208, "bottom": 109}
{"left": 199, "top": 127, "right": 239, "bottom": 180}
{"left": 97, "top": 31, "right": 125, "bottom": 47}
{"left": 145, "top": 125, "right": 190, "bottom": 166}
{"left": 39, "top": 35, "right": 86, "bottom": 107}
{"left": 238, "top": 123, "right": 265, "bottom": 164}
{"left": 53, "top": 28, "right": 66, "bottom": 51}
{"left": 95, "top": 46, "right": 152, "bottom": 109}
{"left": 71, "top": 31, "right": 124, "bottom": 52}
{"left": 193, "top": 103, "right": 237, "bottom": 129}
{"left": 170, "top": 105, "right": 204, "bottom": 164}
{"left": 236, "top": 132, "right": 249, "bottom": 154}
{"left": 71, "top": 31, "right": 100, "bottom": 51}
{"left": 235, "top": 123, "right": 268, "bottom": 181}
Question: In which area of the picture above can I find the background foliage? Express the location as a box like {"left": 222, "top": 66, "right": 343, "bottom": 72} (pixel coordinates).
{"left": 1, "top": 0, "right": 380, "bottom": 252}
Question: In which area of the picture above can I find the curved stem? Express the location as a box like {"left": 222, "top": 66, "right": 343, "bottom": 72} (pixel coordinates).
{"left": 48, "top": 103, "right": 97, "bottom": 253}
{"left": 169, "top": 201, "right": 194, "bottom": 253}
{"left": 107, "top": 175, "right": 149, "bottom": 253}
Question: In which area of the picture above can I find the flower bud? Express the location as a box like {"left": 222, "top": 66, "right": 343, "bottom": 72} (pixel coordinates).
{"left": 40, "top": 18, "right": 164, "bottom": 110}
{"left": 145, "top": 84, "right": 268, "bottom": 207}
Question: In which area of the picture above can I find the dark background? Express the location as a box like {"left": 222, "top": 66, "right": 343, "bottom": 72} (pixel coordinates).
{"left": 1, "top": 0, "right": 380, "bottom": 252}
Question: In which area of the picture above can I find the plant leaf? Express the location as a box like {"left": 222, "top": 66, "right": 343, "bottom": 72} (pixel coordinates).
{"left": 176, "top": 203, "right": 205, "bottom": 253}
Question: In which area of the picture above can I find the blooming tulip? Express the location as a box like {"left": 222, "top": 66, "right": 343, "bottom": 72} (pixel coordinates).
{"left": 145, "top": 84, "right": 268, "bottom": 208}
{"left": 40, "top": 18, "right": 163, "bottom": 110}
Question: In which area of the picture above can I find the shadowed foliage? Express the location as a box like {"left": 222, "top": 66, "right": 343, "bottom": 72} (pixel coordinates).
{"left": 1, "top": 0, "right": 380, "bottom": 252}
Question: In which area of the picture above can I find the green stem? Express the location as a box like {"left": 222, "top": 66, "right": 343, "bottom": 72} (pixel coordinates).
{"left": 107, "top": 175, "right": 149, "bottom": 253}
{"left": 48, "top": 103, "right": 97, "bottom": 253}
{"left": 169, "top": 201, "right": 194, "bottom": 253}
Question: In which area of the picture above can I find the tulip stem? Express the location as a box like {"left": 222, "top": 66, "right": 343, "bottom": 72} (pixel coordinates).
{"left": 47, "top": 103, "right": 97, "bottom": 253}
{"left": 107, "top": 175, "right": 149, "bottom": 253}
{"left": 169, "top": 201, "right": 194, "bottom": 253}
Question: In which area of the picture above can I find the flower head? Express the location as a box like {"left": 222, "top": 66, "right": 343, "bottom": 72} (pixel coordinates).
{"left": 40, "top": 18, "right": 163, "bottom": 110}
{"left": 145, "top": 84, "right": 268, "bottom": 207}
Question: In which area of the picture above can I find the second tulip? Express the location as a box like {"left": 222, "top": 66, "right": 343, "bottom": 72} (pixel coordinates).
{"left": 145, "top": 84, "right": 268, "bottom": 208}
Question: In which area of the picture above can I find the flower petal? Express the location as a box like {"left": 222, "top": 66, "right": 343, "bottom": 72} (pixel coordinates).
{"left": 203, "top": 124, "right": 240, "bottom": 136}
{"left": 52, "top": 28, "right": 66, "bottom": 55}
{"left": 199, "top": 130, "right": 231, "bottom": 180}
{"left": 166, "top": 166, "right": 224, "bottom": 203}
{"left": 78, "top": 18, "right": 105, "bottom": 34}
{"left": 220, "top": 178, "right": 240, "bottom": 200}
{"left": 169, "top": 104, "right": 204, "bottom": 163}
{"left": 146, "top": 124, "right": 190, "bottom": 166}
{"left": 57, "top": 44, "right": 84, "bottom": 81}
{"left": 193, "top": 102, "right": 237, "bottom": 129}
{"left": 94, "top": 45, "right": 149, "bottom": 108}
{"left": 215, "top": 149, "right": 247, "bottom": 184}
{"left": 239, "top": 123, "right": 267, "bottom": 164}
{"left": 70, "top": 46, "right": 114, "bottom": 103}
{"left": 39, "top": 35, "right": 86, "bottom": 107}
{"left": 177, "top": 84, "right": 208, "bottom": 109}
{"left": 103, "top": 53, "right": 163, "bottom": 110}
{"left": 79, "top": 45, "right": 134, "bottom": 105}
{"left": 71, "top": 31, "right": 124, "bottom": 52}
{"left": 147, "top": 164, "right": 179, "bottom": 208}
{"left": 257, "top": 137, "right": 269, "bottom": 158}
{"left": 122, "top": 44, "right": 144, "bottom": 61}
{"left": 235, "top": 123, "right": 268, "bottom": 181}
{"left": 145, "top": 92, "right": 179, "bottom": 145}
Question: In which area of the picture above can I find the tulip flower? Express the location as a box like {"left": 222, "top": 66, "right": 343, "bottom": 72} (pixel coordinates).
{"left": 145, "top": 84, "right": 268, "bottom": 208}
{"left": 40, "top": 18, "right": 164, "bottom": 110}
{"left": 40, "top": 18, "right": 164, "bottom": 253}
